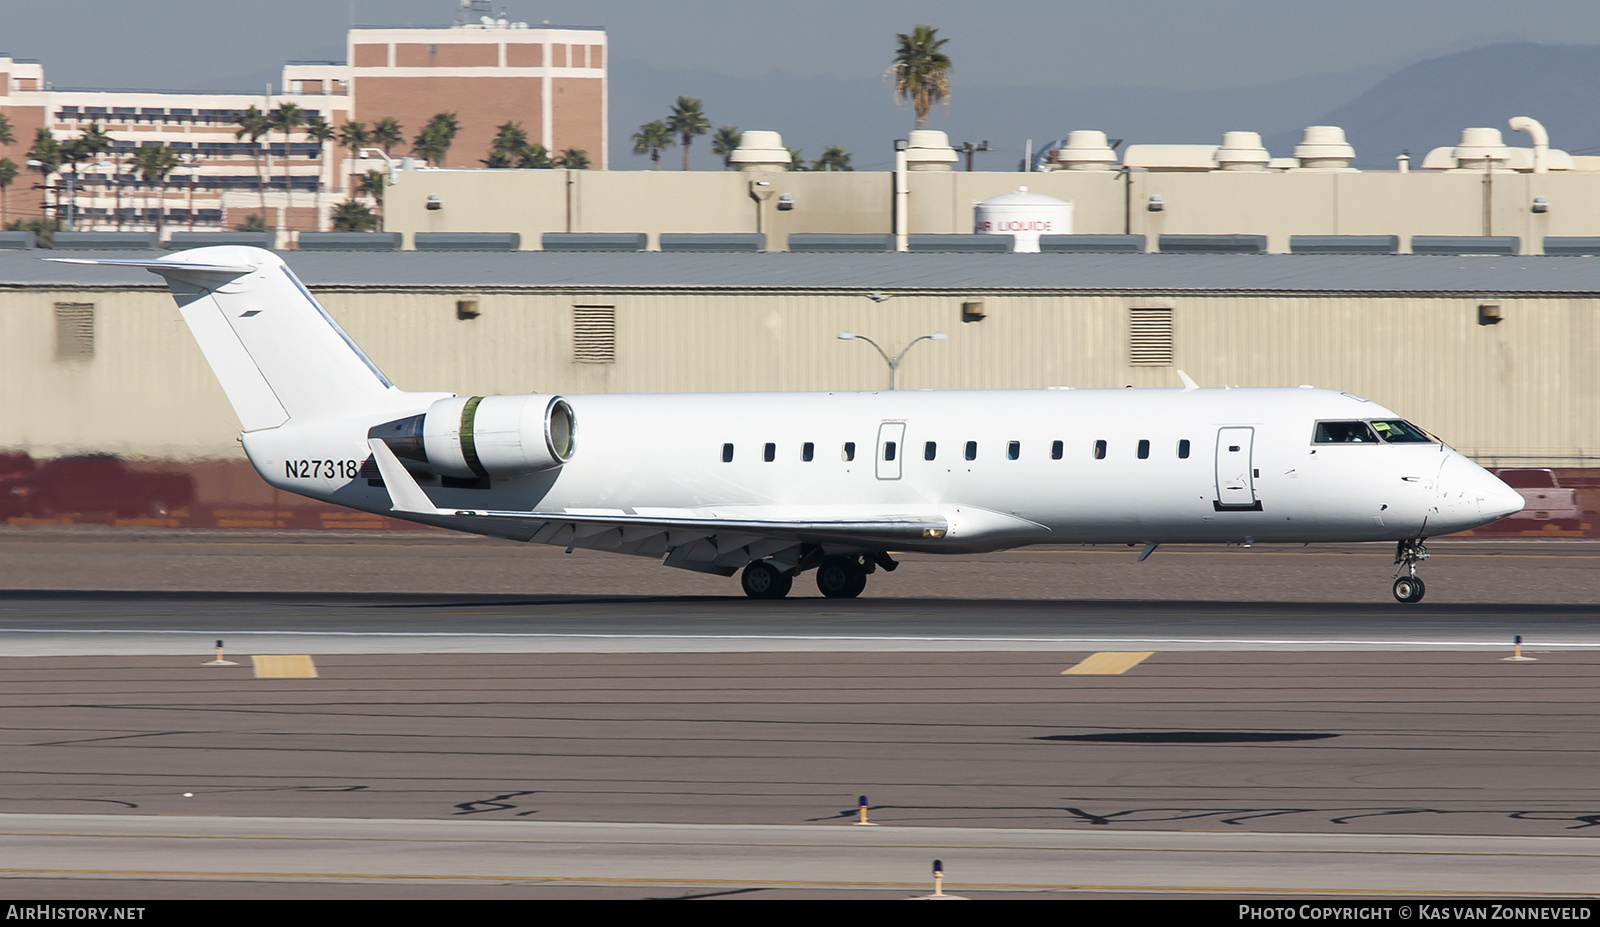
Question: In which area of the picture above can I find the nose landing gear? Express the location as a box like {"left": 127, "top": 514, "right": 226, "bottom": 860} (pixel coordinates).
{"left": 1392, "top": 539, "right": 1430, "bottom": 603}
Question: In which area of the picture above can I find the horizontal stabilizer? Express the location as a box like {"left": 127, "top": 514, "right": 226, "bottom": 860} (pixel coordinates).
{"left": 47, "top": 257, "right": 257, "bottom": 276}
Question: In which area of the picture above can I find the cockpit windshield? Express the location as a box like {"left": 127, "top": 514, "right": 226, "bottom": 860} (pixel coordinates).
{"left": 1313, "top": 420, "right": 1435, "bottom": 444}
{"left": 1368, "top": 420, "right": 1434, "bottom": 443}
{"left": 1314, "top": 421, "right": 1378, "bottom": 443}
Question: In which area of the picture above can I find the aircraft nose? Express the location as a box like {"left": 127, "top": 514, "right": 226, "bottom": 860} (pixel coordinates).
{"left": 1439, "top": 454, "right": 1523, "bottom": 524}
{"left": 1476, "top": 468, "right": 1526, "bottom": 520}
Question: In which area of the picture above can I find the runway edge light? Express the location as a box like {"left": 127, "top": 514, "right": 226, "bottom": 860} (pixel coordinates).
{"left": 1502, "top": 634, "right": 1538, "bottom": 662}
{"left": 853, "top": 794, "right": 878, "bottom": 826}
{"left": 915, "top": 858, "right": 966, "bottom": 901}
{"left": 203, "top": 639, "right": 239, "bottom": 666}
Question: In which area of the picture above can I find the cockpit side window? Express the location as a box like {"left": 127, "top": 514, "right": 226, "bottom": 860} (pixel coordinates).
{"left": 1313, "top": 420, "right": 1379, "bottom": 443}
{"left": 1369, "top": 420, "right": 1434, "bottom": 443}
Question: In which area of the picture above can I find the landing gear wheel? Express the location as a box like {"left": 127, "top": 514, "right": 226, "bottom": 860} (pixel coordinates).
{"left": 1391, "top": 539, "right": 1430, "bottom": 604}
{"left": 1392, "top": 576, "right": 1426, "bottom": 604}
{"left": 741, "top": 561, "right": 793, "bottom": 599}
{"left": 815, "top": 558, "right": 866, "bottom": 599}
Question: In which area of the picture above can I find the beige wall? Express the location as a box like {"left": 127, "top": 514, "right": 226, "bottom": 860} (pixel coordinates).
{"left": 387, "top": 167, "right": 1600, "bottom": 253}
{"left": 2, "top": 284, "right": 1595, "bottom": 466}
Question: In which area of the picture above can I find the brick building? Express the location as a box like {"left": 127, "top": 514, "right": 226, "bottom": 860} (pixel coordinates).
{"left": 0, "top": 11, "right": 606, "bottom": 236}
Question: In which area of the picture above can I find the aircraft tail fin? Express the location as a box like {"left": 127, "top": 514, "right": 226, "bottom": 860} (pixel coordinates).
{"left": 52, "top": 246, "right": 397, "bottom": 431}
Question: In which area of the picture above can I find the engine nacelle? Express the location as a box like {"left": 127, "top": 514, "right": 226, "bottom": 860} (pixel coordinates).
{"left": 371, "top": 394, "right": 575, "bottom": 479}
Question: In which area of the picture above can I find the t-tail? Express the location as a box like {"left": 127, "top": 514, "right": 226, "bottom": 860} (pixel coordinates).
{"left": 52, "top": 245, "right": 430, "bottom": 428}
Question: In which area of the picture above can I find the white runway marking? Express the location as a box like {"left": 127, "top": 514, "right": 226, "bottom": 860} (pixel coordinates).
{"left": 2, "top": 628, "right": 1598, "bottom": 655}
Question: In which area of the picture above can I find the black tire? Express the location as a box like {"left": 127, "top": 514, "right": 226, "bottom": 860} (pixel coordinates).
{"left": 816, "top": 558, "right": 865, "bottom": 599}
{"left": 741, "top": 561, "right": 792, "bottom": 599}
{"left": 1393, "top": 576, "right": 1426, "bottom": 604}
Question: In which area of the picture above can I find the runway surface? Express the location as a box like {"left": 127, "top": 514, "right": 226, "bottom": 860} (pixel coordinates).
{"left": 4, "top": 815, "right": 1597, "bottom": 899}
{"left": 1, "top": 529, "right": 1597, "bottom": 898}
{"left": 3, "top": 589, "right": 1600, "bottom": 655}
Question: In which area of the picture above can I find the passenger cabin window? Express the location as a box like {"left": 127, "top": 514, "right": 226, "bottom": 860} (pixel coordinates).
{"left": 1051, "top": 440, "right": 1064, "bottom": 460}
{"left": 883, "top": 441, "right": 897, "bottom": 461}
{"left": 1007, "top": 441, "right": 1021, "bottom": 460}
{"left": 1138, "top": 439, "right": 1150, "bottom": 459}
{"left": 842, "top": 441, "right": 856, "bottom": 462}
{"left": 1370, "top": 420, "right": 1434, "bottom": 443}
{"left": 764, "top": 442, "right": 776, "bottom": 462}
{"left": 924, "top": 441, "right": 937, "bottom": 461}
{"left": 1178, "top": 439, "right": 1191, "bottom": 459}
{"left": 1094, "top": 440, "right": 1107, "bottom": 459}
{"left": 802, "top": 442, "right": 815, "bottom": 461}
{"left": 1314, "top": 421, "right": 1380, "bottom": 444}
{"left": 722, "top": 443, "right": 734, "bottom": 462}
{"left": 964, "top": 440, "right": 977, "bottom": 461}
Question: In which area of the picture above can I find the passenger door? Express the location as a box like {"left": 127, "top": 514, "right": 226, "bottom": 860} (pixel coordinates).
{"left": 876, "top": 422, "right": 906, "bottom": 480}
{"left": 1214, "top": 427, "right": 1259, "bottom": 509}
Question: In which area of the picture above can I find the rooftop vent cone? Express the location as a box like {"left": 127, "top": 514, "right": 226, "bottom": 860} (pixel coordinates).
{"left": 974, "top": 187, "right": 1072, "bottom": 253}
{"left": 1057, "top": 130, "right": 1118, "bottom": 171}
{"left": 905, "top": 130, "right": 959, "bottom": 171}
{"left": 1452, "top": 127, "right": 1511, "bottom": 172}
{"left": 1214, "top": 131, "right": 1269, "bottom": 171}
{"left": 1292, "top": 126, "right": 1356, "bottom": 171}
{"left": 729, "top": 131, "right": 790, "bottom": 172}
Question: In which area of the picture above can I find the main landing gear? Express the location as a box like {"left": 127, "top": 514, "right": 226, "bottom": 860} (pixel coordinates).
{"left": 1391, "top": 539, "right": 1430, "bottom": 604}
{"left": 739, "top": 552, "right": 897, "bottom": 599}
{"left": 740, "top": 560, "right": 793, "bottom": 600}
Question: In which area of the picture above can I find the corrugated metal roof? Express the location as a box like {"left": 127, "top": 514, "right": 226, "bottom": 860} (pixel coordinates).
{"left": 7, "top": 249, "right": 1600, "bottom": 295}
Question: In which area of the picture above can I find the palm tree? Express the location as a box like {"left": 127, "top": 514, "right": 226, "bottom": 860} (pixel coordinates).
{"left": 370, "top": 117, "right": 403, "bottom": 158}
{"left": 71, "top": 123, "right": 112, "bottom": 228}
{"left": 338, "top": 119, "right": 369, "bottom": 196}
{"left": 631, "top": 120, "right": 673, "bottom": 170}
{"left": 665, "top": 96, "right": 710, "bottom": 171}
{"left": 305, "top": 116, "right": 333, "bottom": 232}
{"left": 26, "top": 129, "right": 62, "bottom": 228}
{"left": 0, "top": 113, "right": 14, "bottom": 148}
{"left": 889, "top": 24, "right": 952, "bottom": 130}
{"left": 0, "top": 158, "right": 17, "bottom": 225}
{"left": 711, "top": 126, "right": 742, "bottom": 170}
{"left": 132, "top": 143, "right": 180, "bottom": 237}
{"left": 411, "top": 112, "right": 459, "bottom": 167}
{"left": 358, "top": 170, "right": 385, "bottom": 229}
{"left": 556, "top": 148, "right": 590, "bottom": 170}
{"left": 233, "top": 105, "right": 271, "bottom": 227}
{"left": 516, "top": 144, "right": 553, "bottom": 169}
{"left": 483, "top": 121, "right": 528, "bottom": 168}
{"left": 331, "top": 199, "right": 377, "bottom": 231}
{"left": 269, "top": 103, "right": 305, "bottom": 230}
{"left": 811, "top": 145, "right": 853, "bottom": 172}
{"left": 785, "top": 147, "right": 806, "bottom": 171}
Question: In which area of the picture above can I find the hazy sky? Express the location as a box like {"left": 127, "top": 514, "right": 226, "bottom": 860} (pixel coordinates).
{"left": 3, "top": 0, "right": 1597, "bottom": 93}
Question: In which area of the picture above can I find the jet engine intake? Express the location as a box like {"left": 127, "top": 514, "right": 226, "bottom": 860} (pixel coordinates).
{"left": 370, "top": 394, "right": 575, "bottom": 478}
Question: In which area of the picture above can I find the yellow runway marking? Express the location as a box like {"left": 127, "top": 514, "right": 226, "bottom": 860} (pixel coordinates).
{"left": 1063, "top": 652, "right": 1154, "bottom": 675}
{"left": 251, "top": 654, "right": 318, "bottom": 678}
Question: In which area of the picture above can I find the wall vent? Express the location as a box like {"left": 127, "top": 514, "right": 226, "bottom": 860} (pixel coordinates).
{"left": 1128, "top": 307, "right": 1174, "bottom": 366}
{"left": 54, "top": 302, "right": 95, "bottom": 361}
{"left": 573, "top": 305, "right": 616, "bottom": 363}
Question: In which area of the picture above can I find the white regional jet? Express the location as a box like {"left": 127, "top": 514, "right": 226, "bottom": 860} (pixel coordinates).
{"left": 61, "top": 247, "right": 1524, "bottom": 603}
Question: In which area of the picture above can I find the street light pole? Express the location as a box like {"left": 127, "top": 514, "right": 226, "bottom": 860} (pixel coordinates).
{"left": 837, "top": 331, "right": 947, "bottom": 390}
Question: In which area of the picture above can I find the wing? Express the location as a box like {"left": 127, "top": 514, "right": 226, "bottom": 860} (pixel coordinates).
{"left": 367, "top": 439, "right": 1041, "bottom": 575}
